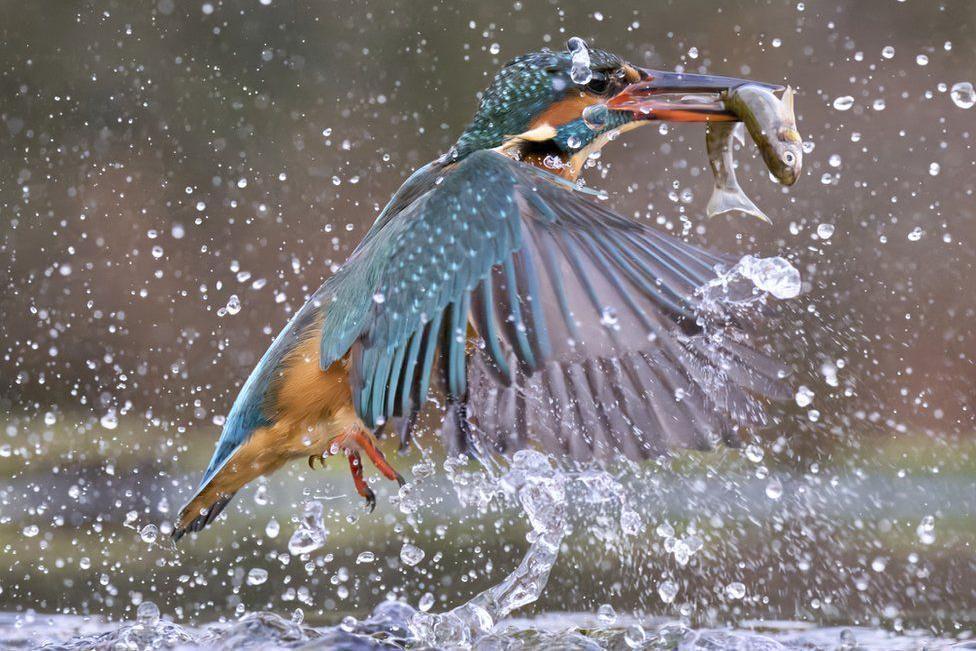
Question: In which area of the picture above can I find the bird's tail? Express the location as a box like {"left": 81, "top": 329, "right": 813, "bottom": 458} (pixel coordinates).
{"left": 173, "top": 428, "right": 285, "bottom": 540}
{"left": 173, "top": 486, "right": 237, "bottom": 541}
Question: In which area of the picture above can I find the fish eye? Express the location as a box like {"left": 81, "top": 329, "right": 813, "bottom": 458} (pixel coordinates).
{"left": 783, "top": 151, "right": 796, "bottom": 165}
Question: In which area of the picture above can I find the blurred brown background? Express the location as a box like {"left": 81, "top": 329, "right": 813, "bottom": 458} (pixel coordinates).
{"left": 0, "top": 0, "right": 974, "bottom": 633}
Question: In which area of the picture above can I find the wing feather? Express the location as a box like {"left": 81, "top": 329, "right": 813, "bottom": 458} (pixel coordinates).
{"left": 313, "top": 149, "right": 787, "bottom": 461}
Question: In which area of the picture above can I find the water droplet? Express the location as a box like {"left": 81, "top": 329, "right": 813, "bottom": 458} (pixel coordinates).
{"left": 372, "top": 291, "right": 385, "bottom": 304}
{"left": 100, "top": 411, "right": 118, "bottom": 430}
{"left": 139, "top": 524, "right": 159, "bottom": 544}
{"left": 817, "top": 223, "right": 835, "bottom": 239}
{"left": 246, "top": 567, "right": 268, "bottom": 585}
{"left": 745, "top": 444, "right": 764, "bottom": 463}
{"left": 22, "top": 525, "right": 39, "bottom": 538}
{"left": 928, "top": 162, "right": 941, "bottom": 176}
{"left": 582, "top": 103, "right": 609, "bottom": 130}
{"left": 566, "top": 135, "right": 582, "bottom": 150}
{"left": 356, "top": 551, "right": 375, "bottom": 564}
{"left": 599, "top": 306, "right": 619, "bottom": 327}
{"left": 620, "top": 507, "right": 642, "bottom": 536}
{"left": 265, "top": 517, "right": 280, "bottom": 538}
{"left": 725, "top": 581, "right": 746, "bottom": 600}
{"left": 917, "top": 515, "right": 936, "bottom": 545}
{"left": 568, "top": 37, "right": 593, "bottom": 85}
{"left": 223, "top": 294, "right": 241, "bottom": 316}
{"left": 288, "top": 501, "right": 327, "bottom": 555}
{"left": 400, "top": 542, "right": 426, "bottom": 566}
{"left": 881, "top": 45, "right": 895, "bottom": 59}
{"left": 765, "top": 478, "right": 784, "bottom": 500}
{"left": 915, "top": 54, "right": 929, "bottom": 66}
{"left": 596, "top": 603, "right": 616, "bottom": 625}
{"left": 832, "top": 96, "right": 854, "bottom": 111}
{"left": 950, "top": 81, "right": 975, "bottom": 109}
{"left": 658, "top": 579, "right": 678, "bottom": 603}
{"left": 907, "top": 227, "right": 924, "bottom": 242}
{"left": 418, "top": 592, "right": 435, "bottom": 612}
{"left": 795, "top": 385, "right": 814, "bottom": 408}
{"left": 136, "top": 601, "right": 160, "bottom": 626}
{"left": 489, "top": 43, "right": 500, "bottom": 55}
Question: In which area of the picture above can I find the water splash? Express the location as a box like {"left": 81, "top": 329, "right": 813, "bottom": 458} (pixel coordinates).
{"left": 286, "top": 500, "right": 328, "bottom": 556}
{"left": 8, "top": 607, "right": 963, "bottom": 650}
{"left": 698, "top": 254, "right": 802, "bottom": 309}
{"left": 409, "top": 450, "right": 642, "bottom": 647}
{"left": 409, "top": 450, "right": 569, "bottom": 645}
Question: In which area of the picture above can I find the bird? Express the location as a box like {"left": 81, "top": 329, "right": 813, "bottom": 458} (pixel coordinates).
{"left": 173, "top": 39, "right": 790, "bottom": 540}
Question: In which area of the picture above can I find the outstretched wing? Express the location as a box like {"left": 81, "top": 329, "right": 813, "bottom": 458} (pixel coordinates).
{"left": 319, "top": 149, "right": 788, "bottom": 461}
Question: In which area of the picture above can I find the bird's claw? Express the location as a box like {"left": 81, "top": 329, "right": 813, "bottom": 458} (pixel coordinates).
{"left": 363, "top": 487, "right": 377, "bottom": 513}
{"left": 328, "top": 429, "right": 408, "bottom": 515}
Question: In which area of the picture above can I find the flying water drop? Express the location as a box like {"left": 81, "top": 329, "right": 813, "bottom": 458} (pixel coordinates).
{"left": 400, "top": 542, "right": 426, "bottom": 566}
{"left": 832, "top": 95, "right": 854, "bottom": 111}
{"left": 582, "top": 103, "right": 608, "bottom": 130}
{"left": 567, "top": 37, "right": 593, "bottom": 85}
{"left": 287, "top": 501, "right": 328, "bottom": 556}
{"left": 950, "top": 81, "right": 975, "bottom": 109}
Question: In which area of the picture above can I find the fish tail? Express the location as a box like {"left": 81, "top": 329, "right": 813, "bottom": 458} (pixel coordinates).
{"left": 706, "top": 186, "right": 771, "bottom": 223}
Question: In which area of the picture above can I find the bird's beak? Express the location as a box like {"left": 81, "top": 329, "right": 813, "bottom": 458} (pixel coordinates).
{"left": 607, "top": 68, "right": 784, "bottom": 122}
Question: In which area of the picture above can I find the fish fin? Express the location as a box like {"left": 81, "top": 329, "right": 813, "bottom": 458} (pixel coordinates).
{"left": 782, "top": 86, "right": 796, "bottom": 118}
{"left": 732, "top": 122, "right": 746, "bottom": 146}
{"left": 706, "top": 187, "right": 771, "bottom": 224}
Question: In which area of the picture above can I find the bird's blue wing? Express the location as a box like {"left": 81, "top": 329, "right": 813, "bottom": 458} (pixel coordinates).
{"left": 319, "top": 150, "right": 788, "bottom": 459}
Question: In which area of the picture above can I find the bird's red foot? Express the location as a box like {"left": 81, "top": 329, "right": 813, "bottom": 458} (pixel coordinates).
{"left": 345, "top": 429, "right": 406, "bottom": 488}
{"left": 313, "top": 429, "right": 405, "bottom": 511}
{"left": 347, "top": 451, "right": 376, "bottom": 512}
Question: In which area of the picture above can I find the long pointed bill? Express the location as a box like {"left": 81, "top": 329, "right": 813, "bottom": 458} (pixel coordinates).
{"left": 607, "top": 68, "right": 784, "bottom": 122}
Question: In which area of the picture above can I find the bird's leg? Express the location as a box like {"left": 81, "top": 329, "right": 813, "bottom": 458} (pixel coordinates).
{"left": 346, "top": 429, "right": 406, "bottom": 487}
{"left": 320, "top": 428, "right": 406, "bottom": 511}
{"left": 346, "top": 451, "right": 376, "bottom": 512}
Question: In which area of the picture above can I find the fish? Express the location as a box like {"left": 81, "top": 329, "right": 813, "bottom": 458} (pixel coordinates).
{"left": 725, "top": 85, "right": 803, "bottom": 186}
{"left": 705, "top": 121, "right": 770, "bottom": 223}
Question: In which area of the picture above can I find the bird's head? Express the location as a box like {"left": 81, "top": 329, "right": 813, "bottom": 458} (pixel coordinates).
{"left": 452, "top": 38, "right": 782, "bottom": 178}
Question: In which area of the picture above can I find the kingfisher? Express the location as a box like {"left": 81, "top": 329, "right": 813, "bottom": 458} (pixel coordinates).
{"left": 174, "top": 39, "right": 789, "bottom": 539}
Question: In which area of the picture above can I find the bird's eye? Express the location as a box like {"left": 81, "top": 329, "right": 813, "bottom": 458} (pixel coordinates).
{"left": 586, "top": 73, "right": 610, "bottom": 95}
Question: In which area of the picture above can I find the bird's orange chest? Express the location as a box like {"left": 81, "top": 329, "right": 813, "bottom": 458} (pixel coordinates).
{"left": 269, "top": 319, "right": 354, "bottom": 430}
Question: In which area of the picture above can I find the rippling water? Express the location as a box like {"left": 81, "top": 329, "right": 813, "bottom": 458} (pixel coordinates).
{"left": 3, "top": 606, "right": 968, "bottom": 650}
